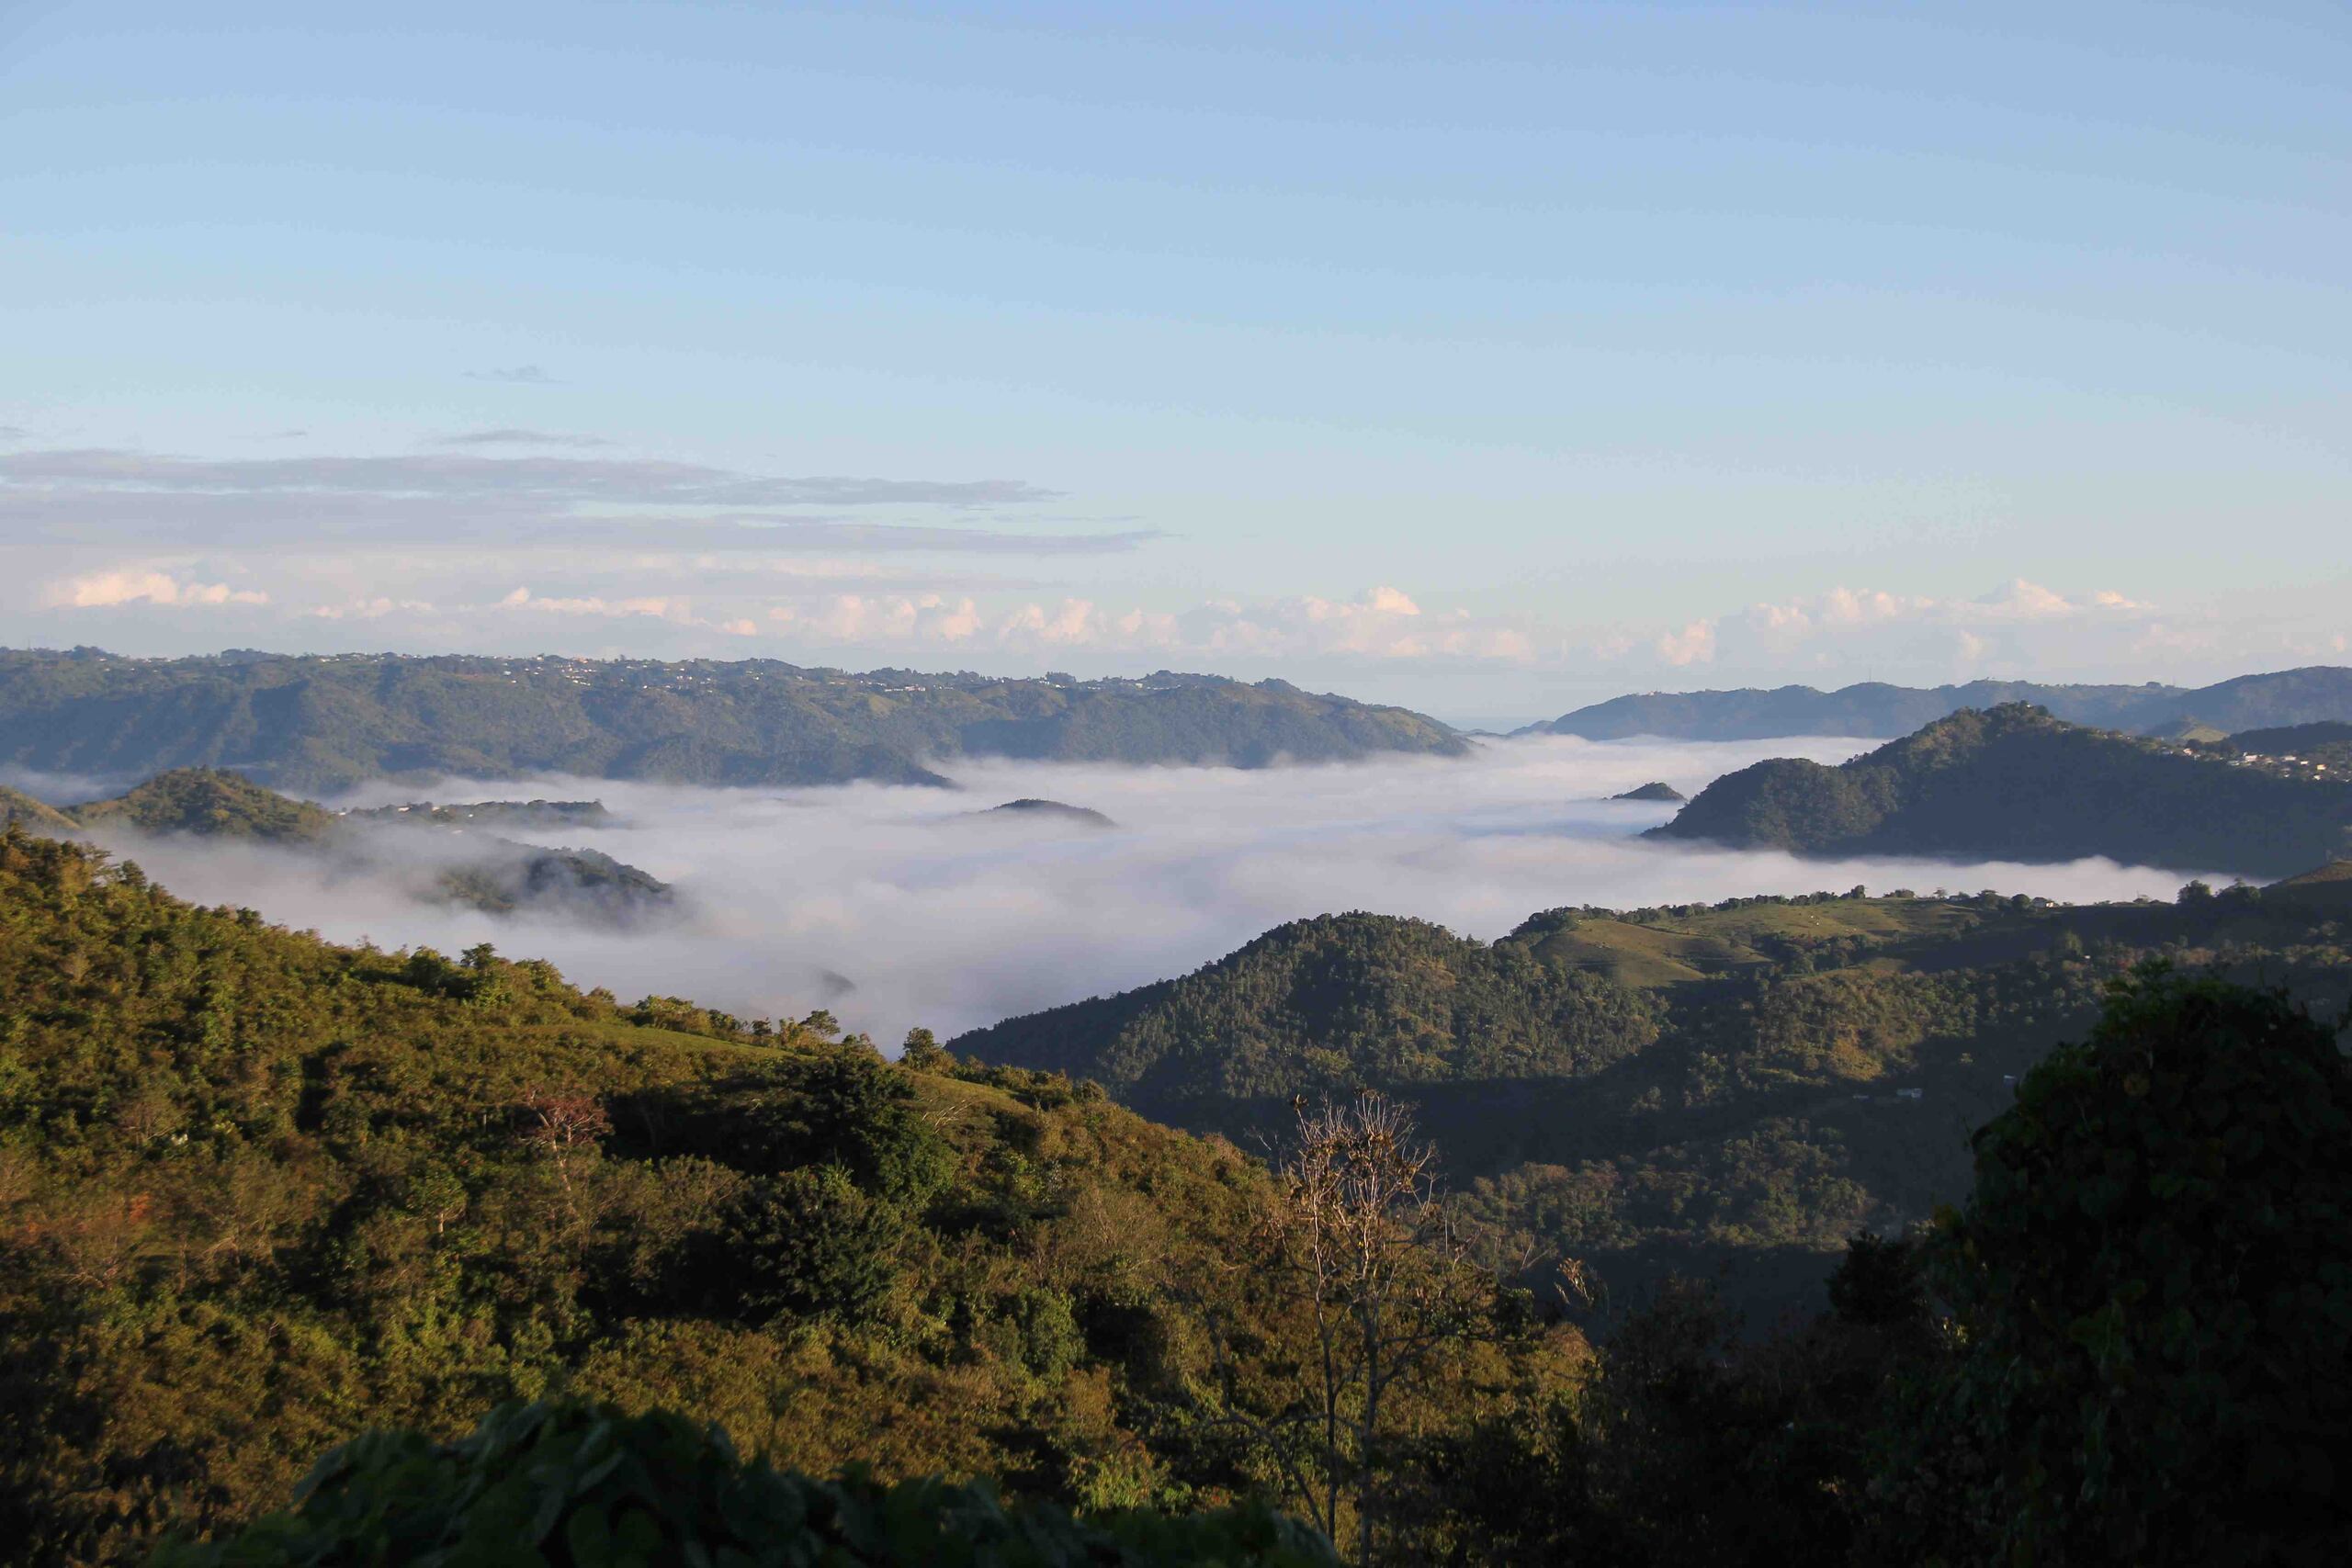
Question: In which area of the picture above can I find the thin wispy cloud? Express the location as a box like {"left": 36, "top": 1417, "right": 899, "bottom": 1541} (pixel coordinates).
{"left": 0, "top": 446, "right": 1102, "bottom": 553}
{"left": 465, "top": 364, "right": 560, "bottom": 385}
{"left": 434, "top": 429, "right": 616, "bottom": 449}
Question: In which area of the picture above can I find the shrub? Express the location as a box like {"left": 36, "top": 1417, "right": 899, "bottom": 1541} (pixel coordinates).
{"left": 153, "top": 1400, "right": 1338, "bottom": 1566}
{"left": 1902, "top": 968, "right": 2352, "bottom": 1565}
{"left": 717, "top": 1167, "right": 906, "bottom": 1326}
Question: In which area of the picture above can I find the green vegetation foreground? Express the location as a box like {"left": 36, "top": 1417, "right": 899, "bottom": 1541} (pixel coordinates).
{"left": 4, "top": 825, "right": 2349, "bottom": 1563}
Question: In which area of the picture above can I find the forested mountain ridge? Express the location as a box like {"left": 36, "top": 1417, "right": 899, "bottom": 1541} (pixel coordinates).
{"left": 955, "top": 875, "right": 2352, "bottom": 1324}
{"left": 1651, "top": 703, "right": 2352, "bottom": 875}
{"left": 1527, "top": 664, "right": 2352, "bottom": 740}
{"left": 0, "top": 648, "right": 1464, "bottom": 792}
{"left": 958, "top": 911, "right": 1668, "bottom": 1111}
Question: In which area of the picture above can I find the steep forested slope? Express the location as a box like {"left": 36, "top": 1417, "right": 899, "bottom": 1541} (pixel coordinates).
{"left": 1652, "top": 704, "right": 2352, "bottom": 875}
{"left": 0, "top": 649, "right": 1464, "bottom": 791}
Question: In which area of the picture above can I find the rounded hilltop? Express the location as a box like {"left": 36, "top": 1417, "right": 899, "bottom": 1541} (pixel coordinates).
{"left": 982, "top": 798, "right": 1116, "bottom": 828}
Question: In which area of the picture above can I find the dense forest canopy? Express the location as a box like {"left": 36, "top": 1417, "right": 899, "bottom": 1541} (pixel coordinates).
{"left": 1652, "top": 703, "right": 2352, "bottom": 876}
{"left": 0, "top": 827, "right": 1584, "bottom": 1564}
{"left": 0, "top": 648, "right": 1464, "bottom": 791}
{"left": 957, "top": 871, "right": 2352, "bottom": 1327}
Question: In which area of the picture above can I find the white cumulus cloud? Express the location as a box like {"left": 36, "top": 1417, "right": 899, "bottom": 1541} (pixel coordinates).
{"left": 42, "top": 570, "right": 268, "bottom": 608}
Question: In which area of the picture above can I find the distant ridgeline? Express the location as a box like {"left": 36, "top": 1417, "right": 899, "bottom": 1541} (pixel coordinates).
{"left": 0, "top": 648, "right": 1464, "bottom": 791}
{"left": 1650, "top": 703, "right": 2352, "bottom": 876}
{"left": 955, "top": 872, "right": 2352, "bottom": 1325}
{"left": 1525, "top": 663, "right": 2352, "bottom": 740}
{"left": 3, "top": 767, "right": 671, "bottom": 922}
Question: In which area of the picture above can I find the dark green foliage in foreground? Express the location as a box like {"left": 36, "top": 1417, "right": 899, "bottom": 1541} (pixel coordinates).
{"left": 1881, "top": 970, "right": 2352, "bottom": 1566}
{"left": 718, "top": 1167, "right": 910, "bottom": 1325}
{"left": 1419, "top": 977, "right": 2352, "bottom": 1567}
{"left": 1, "top": 828, "right": 1389, "bottom": 1565}
{"left": 0, "top": 648, "right": 1464, "bottom": 791}
{"left": 1652, "top": 703, "right": 2352, "bottom": 875}
{"left": 153, "top": 1400, "right": 1337, "bottom": 1568}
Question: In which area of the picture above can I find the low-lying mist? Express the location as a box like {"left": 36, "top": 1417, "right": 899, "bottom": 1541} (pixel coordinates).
{"left": 63, "top": 737, "right": 2212, "bottom": 1048}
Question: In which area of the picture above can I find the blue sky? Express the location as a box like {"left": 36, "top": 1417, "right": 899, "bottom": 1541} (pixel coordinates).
{"left": 3, "top": 2, "right": 2346, "bottom": 719}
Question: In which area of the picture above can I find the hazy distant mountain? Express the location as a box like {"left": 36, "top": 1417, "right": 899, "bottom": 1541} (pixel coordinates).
{"left": 1610, "top": 781, "right": 1686, "bottom": 803}
{"left": 1650, "top": 704, "right": 2352, "bottom": 875}
{"left": 0, "top": 648, "right": 1464, "bottom": 792}
{"left": 1528, "top": 666, "right": 2352, "bottom": 741}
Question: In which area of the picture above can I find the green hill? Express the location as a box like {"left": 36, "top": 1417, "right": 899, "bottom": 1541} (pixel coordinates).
{"left": 955, "top": 881, "right": 2352, "bottom": 1324}
{"left": 1531, "top": 665, "right": 2352, "bottom": 740}
{"left": 65, "top": 766, "right": 341, "bottom": 842}
{"left": 955, "top": 911, "right": 1665, "bottom": 1115}
{"left": 0, "top": 829, "right": 1431, "bottom": 1563}
{"left": 1651, "top": 704, "right": 2352, "bottom": 875}
{"left": 0, "top": 784, "right": 78, "bottom": 834}
{"left": 0, "top": 649, "right": 1464, "bottom": 792}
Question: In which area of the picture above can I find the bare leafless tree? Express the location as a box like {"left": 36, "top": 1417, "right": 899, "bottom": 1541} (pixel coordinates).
{"left": 516, "top": 1088, "right": 610, "bottom": 1219}
{"left": 1232, "top": 1091, "right": 1489, "bottom": 1565}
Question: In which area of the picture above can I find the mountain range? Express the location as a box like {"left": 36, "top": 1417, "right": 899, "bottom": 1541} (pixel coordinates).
{"left": 0, "top": 648, "right": 1464, "bottom": 792}
{"left": 1524, "top": 665, "right": 2352, "bottom": 741}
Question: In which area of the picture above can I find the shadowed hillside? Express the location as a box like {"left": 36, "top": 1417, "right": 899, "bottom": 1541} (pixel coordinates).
{"left": 956, "top": 879, "right": 2352, "bottom": 1326}
{"left": 1650, "top": 704, "right": 2352, "bottom": 876}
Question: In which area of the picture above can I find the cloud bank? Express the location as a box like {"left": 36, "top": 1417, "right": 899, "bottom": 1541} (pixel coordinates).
{"left": 49, "top": 738, "right": 2212, "bottom": 1053}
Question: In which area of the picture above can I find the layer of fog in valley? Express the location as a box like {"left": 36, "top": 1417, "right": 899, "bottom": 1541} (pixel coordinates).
{"left": 55, "top": 737, "right": 2217, "bottom": 1049}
